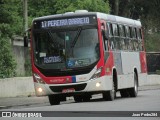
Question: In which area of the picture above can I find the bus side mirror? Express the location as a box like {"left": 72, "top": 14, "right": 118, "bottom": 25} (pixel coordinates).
{"left": 102, "top": 30, "right": 109, "bottom": 41}
{"left": 24, "top": 36, "right": 28, "bottom": 47}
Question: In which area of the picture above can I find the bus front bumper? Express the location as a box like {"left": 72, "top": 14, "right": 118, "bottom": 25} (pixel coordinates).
{"left": 34, "top": 75, "right": 112, "bottom": 96}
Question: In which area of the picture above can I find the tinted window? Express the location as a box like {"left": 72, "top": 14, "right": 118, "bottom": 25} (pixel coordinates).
{"left": 125, "top": 26, "right": 130, "bottom": 38}
{"left": 119, "top": 25, "right": 125, "bottom": 37}
{"left": 107, "top": 23, "right": 114, "bottom": 36}
{"left": 132, "top": 28, "right": 137, "bottom": 39}
{"left": 129, "top": 27, "right": 132, "bottom": 38}
{"left": 137, "top": 28, "right": 142, "bottom": 39}
{"left": 112, "top": 24, "right": 119, "bottom": 36}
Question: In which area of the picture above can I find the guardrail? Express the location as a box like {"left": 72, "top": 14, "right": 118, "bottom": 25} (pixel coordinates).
{"left": 0, "top": 77, "right": 35, "bottom": 98}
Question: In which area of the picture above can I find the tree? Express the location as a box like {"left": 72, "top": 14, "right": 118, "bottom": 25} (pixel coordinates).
{"left": 0, "top": 0, "right": 23, "bottom": 36}
{"left": 109, "top": 0, "right": 160, "bottom": 20}
{"left": 54, "top": 0, "right": 110, "bottom": 14}
{"left": 28, "top": 0, "right": 56, "bottom": 17}
{"left": 0, "top": 0, "right": 18, "bottom": 78}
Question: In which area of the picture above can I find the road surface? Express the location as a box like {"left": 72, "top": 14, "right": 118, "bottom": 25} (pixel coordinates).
{"left": 0, "top": 85, "right": 160, "bottom": 120}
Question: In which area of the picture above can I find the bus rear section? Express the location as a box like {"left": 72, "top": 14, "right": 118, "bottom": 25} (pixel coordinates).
{"left": 28, "top": 11, "right": 147, "bottom": 105}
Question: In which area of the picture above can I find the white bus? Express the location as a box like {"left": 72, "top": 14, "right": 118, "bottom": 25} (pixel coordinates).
{"left": 26, "top": 10, "right": 147, "bottom": 105}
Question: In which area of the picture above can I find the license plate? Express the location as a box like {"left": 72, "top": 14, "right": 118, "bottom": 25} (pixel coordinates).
{"left": 62, "top": 88, "right": 75, "bottom": 93}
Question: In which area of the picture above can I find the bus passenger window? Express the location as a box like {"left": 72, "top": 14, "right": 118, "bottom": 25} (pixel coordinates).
{"left": 129, "top": 27, "right": 132, "bottom": 38}
{"left": 134, "top": 28, "right": 138, "bottom": 40}
{"left": 112, "top": 24, "right": 120, "bottom": 50}
{"left": 138, "top": 40, "right": 142, "bottom": 51}
{"left": 123, "top": 26, "right": 126, "bottom": 37}
{"left": 124, "top": 26, "right": 130, "bottom": 50}
{"left": 129, "top": 40, "right": 134, "bottom": 51}
{"left": 112, "top": 24, "right": 118, "bottom": 36}
{"left": 131, "top": 27, "right": 137, "bottom": 39}
{"left": 110, "top": 41, "right": 115, "bottom": 50}
{"left": 137, "top": 28, "right": 142, "bottom": 40}
{"left": 132, "top": 40, "right": 139, "bottom": 51}
{"left": 137, "top": 28, "right": 143, "bottom": 51}
{"left": 108, "top": 23, "right": 115, "bottom": 50}
{"left": 125, "top": 26, "right": 130, "bottom": 38}
{"left": 119, "top": 25, "right": 126, "bottom": 50}
{"left": 119, "top": 25, "right": 125, "bottom": 37}
{"left": 108, "top": 23, "right": 114, "bottom": 37}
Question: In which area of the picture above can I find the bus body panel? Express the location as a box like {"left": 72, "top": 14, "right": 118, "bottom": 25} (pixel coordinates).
{"left": 112, "top": 52, "right": 123, "bottom": 75}
{"left": 140, "top": 51, "right": 147, "bottom": 73}
{"left": 117, "top": 74, "right": 134, "bottom": 89}
{"left": 120, "top": 52, "right": 141, "bottom": 74}
{"left": 104, "top": 51, "right": 114, "bottom": 75}
{"left": 112, "top": 51, "right": 140, "bottom": 89}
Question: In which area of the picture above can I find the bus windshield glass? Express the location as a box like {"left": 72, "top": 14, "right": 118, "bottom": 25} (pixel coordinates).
{"left": 33, "top": 27, "right": 100, "bottom": 70}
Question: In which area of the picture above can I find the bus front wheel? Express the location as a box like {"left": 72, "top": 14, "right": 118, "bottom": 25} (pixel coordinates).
{"left": 103, "top": 81, "right": 115, "bottom": 101}
{"left": 48, "top": 95, "right": 60, "bottom": 105}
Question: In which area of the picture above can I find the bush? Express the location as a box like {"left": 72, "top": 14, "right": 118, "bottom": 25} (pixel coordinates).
{"left": 0, "top": 34, "right": 16, "bottom": 78}
{"left": 145, "top": 33, "right": 160, "bottom": 52}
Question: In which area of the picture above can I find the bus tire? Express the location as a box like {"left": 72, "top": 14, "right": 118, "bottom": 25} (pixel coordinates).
{"left": 48, "top": 95, "right": 60, "bottom": 105}
{"left": 128, "top": 73, "right": 138, "bottom": 97}
{"left": 74, "top": 95, "right": 83, "bottom": 102}
{"left": 103, "top": 81, "right": 115, "bottom": 101}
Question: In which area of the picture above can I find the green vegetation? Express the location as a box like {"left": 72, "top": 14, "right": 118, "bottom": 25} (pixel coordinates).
{"left": 0, "top": 0, "right": 160, "bottom": 78}
{"left": 54, "top": 0, "right": 110, "bottom": 14}
{"left": 0, "top": 0, "right": 19, "bottom": 78}
{"left": 0, "top": 33, "right": 16, "bottom": 78}
{"left": 145, "top": 33, "right": 160, "bottom": 52}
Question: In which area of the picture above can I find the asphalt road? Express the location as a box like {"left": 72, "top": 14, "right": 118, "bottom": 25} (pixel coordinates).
{"left": 0, "top": 85, "right": 160, "bottom": 120}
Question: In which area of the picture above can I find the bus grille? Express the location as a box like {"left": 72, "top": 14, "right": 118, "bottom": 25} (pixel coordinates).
{"left": 49, "top": 83, "right": 87, "bottom": 92}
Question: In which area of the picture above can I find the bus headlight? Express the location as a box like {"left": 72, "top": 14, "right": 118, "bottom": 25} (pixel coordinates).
{"left": 33, "top": 73, "right": 45, "bottom": 84}
{"left": 96, "top": 82, "right": 101, "bottom": 87}
{"left": 37, "top": 87, "right": 43, "bottom": 93}
{"left": 90, "top": 67, "right": 102, "bottom": 80}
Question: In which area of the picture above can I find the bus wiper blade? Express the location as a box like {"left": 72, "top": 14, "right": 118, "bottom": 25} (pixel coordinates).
{"left": 71, "top": 27, "right": 82, "bottom": 48}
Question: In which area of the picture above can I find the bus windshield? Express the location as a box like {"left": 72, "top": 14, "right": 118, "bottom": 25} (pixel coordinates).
{"left": 33, "top": 27, "right": 100, "bottom": 70}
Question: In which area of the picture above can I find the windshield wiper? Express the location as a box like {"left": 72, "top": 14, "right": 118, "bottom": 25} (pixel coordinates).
{"left": 71, "top": 27, "right": 82, "bottom": 48}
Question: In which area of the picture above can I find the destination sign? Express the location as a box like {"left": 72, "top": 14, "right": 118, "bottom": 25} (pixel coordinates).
{"left": 41, "top": 17, "right": 90, "bottom": 28}
{"left": 33, "top": 15, "right": 97, "bottom": 29}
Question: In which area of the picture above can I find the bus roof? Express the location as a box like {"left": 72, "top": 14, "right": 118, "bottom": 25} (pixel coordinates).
{"left": 34, "top": 11, "right": 141, "bottom": 27}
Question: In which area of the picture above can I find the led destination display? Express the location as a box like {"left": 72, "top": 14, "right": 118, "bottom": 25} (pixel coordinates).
{"left": 41, "top": 17, "right": 90, "bottom": 28}
{"left": 33, "top": 15, "right": 97, "bottom": 29}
